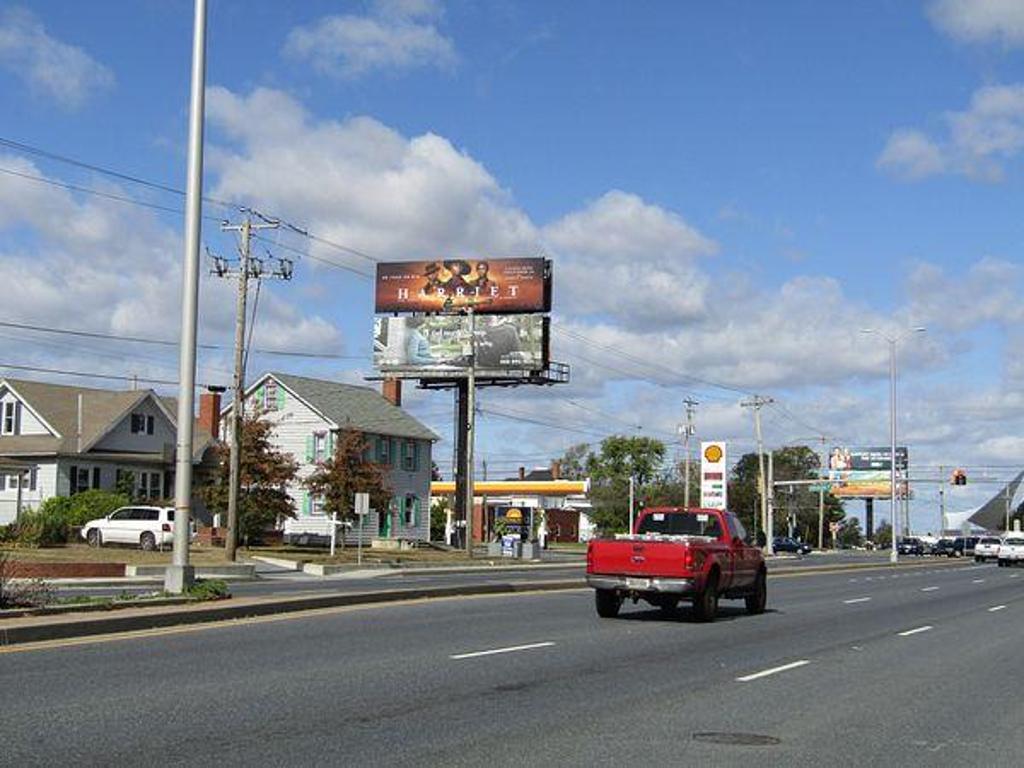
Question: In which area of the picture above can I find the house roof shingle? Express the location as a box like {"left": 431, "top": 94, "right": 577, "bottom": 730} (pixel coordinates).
{"left": 269, "top": 372, "right": 438, "bottom": 442}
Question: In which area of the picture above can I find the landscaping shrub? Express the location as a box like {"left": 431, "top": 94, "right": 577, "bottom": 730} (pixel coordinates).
{"left": 11, "top": 508, "right": 69, "bottom": 547}
{"left": 186, "top": 579, "right": 230, "bottom": 600}
{"left": 65, "top": 490, "right": 129, "bottom": 527}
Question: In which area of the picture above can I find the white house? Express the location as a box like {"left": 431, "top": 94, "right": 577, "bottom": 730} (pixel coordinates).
{"left": 221, "top": 372, "right": 437, "bottom": 543}
{"left": 0, "top": 378, "right": 219, "bottom": 524}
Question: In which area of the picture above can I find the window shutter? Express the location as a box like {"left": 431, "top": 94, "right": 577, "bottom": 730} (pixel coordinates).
{"left": 276, "top": 386, "right": 286, "bottom": 410}
{"left": 376, "top": 436, "right": 385, "bottom": 462}
{"left": 327, "top": 431, "right": 335, "bottom": 457}
{"left": 13, "top": 402, "right": 21, "bottom": 434}
{"left": 413, "top": 441, "right": 420, "bottom": 472}
{"left": 92, "top": 467, "right": 101, "bottom": 489}
{"left": 29, "top": 468, "right": 37, "bottom": 492}
{"left": 69, "top": 465, "right": 78, "bottom": 494}
{"left": 305, "top": 435, "right": 314, "bottom": 462}
{"left": 302, "top": 491, "right": 311, "bottom": 516}
{"left": 391, "top": 438, "right": 399, "bottom": 467}
{"left": 412, "top": 496, "right": 420, "bottom": 528}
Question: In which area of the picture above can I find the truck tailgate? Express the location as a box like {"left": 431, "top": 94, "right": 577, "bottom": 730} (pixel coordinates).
{"left": 589, "top": 539, "right": 692, "bottom": 578}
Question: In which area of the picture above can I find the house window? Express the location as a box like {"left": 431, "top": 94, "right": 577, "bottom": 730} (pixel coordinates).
{"left": 376, "top": 436, "right": 392, "bottom": 465}
{"left": 29, "top": 468, "right": 37, "bottom": 492}
{"left": 130, "top": 413, "right": 155, "bottom": 435}
{"left": 313, "top": 432, "right": 328, "bottom": 463}
{"left": 402, "top": 440, "right": 418, "bottom": 472}
{"left": 403, "top": 495, "right": 418, "bottom": 527}
{"left": 69, "top": 465, "right": 98, "bottom": 495}
{"left": 310, "top": 495, "right": 325, "bottom": 516}
{"left": 2, "top": 401, "right": 20, "bottom": 435}
{"left": 138, "top": 472, "right": 162, "bottom": 500}
{"left": 263, "top": 380, "right": 278, "bottom": 411}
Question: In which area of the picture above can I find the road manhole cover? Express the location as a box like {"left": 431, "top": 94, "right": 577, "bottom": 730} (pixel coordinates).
{"left": 692, "top": 732, "right": 781, "bottom": 746}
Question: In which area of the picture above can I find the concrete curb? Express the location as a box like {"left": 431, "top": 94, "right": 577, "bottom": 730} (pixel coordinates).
{"left": 304, "top": 561, "right": 584, "bottom": 576}
{"left": 0, "top": 580, "right": 583, "bottom": 646}
{"left": 125, "top": 564, "right": 257, "bottom": 579}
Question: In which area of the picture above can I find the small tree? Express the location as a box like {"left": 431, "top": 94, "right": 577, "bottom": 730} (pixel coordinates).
{"left": 200, "top": 412, "right": 299, "bottom": 546}
{"left": 430, "top": 496, "right": 450, "bottom": 542}
{"left": 305, "top": 428, "right": 392, "bottom": 546}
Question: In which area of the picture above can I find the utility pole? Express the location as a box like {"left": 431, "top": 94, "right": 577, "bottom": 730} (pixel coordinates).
{"left": 818, "top": 435, "right": 826, "bottom": 550}
{"left": 741, "top": 395, "right": 773, "bottom": 552}
{"left": 214, "top": 212, "right": 287, "bottom": 560}
{"left": 766, "top": 451, "right": 775, "bottom": 552}
{"left": 938, "top": 465, "right": 946, "bottom": 535}
{"left": 165, "top": 0, "right": 207, "bottom": 595}
{"left": 629, "top": 474, "right": 635, "bottom": 534}
{"left": 681, "top": 398, "right": 697, "bottom": 508}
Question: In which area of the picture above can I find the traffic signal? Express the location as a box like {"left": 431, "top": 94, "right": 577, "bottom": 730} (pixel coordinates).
{"left": 950, "top": 469, "right": 967, "bottom": 486}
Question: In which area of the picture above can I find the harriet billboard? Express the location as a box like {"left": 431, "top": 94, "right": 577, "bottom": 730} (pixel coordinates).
{"left": 375, "top": 258, "right": 551, "bottom": 314}
{"left": 373, "top": 315, "right": 548, "bottom": 375}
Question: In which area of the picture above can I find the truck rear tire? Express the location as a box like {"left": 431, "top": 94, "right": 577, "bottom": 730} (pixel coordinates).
{"left": 745, "top": 570, "right": 767, "bottom": 615}
{"left": 693, "top": 572, "right": 719, "bottom": 622}
{"left": 595, "top": 589, "right": 622, "bottom": 618}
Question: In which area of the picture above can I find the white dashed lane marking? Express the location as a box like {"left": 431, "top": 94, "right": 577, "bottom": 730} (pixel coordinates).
{"left": 736, "top": 660, "right": 811, "bottom": 682}
{"left": 843, "top": 597, "right": 872, "bottom": 604}
{"left": 898, "top": 626, "right": 933, "bottom": 637}
{"left": 989, "top": 605, "right": 1007, "bottom": 613}
{"left": 450, "top": 642, "right": 555, "bottom": 660}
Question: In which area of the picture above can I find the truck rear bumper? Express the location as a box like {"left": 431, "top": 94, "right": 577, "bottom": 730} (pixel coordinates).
{"left": 586, "top": 574, "right": 696, "bottom": 594}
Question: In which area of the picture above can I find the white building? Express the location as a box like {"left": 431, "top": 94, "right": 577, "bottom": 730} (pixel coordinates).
{"left": 222, "top": 372, "right": 437, "bottom": 543}
{"left": 0, "top": 378, "right": 218, "bottom": 524}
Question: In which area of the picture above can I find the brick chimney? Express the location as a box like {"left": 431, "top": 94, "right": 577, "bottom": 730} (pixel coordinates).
{"left": 382, "top": 377, "right": 402, "bottom": 407}
{"left": 550, "top": 460, "right": 561, "bottom": 480}
{"left": 199, "top": 389, "right": 223, "bottom": 440}
{"left": 518, "top": 466, "right": 526, "bottom": 480}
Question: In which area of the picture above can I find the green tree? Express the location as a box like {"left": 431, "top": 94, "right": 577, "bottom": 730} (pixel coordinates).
{"left": 839, "top": 517, "right": 863, "bottom": 548}
{"left": 200, "top": 413, "right": 299, "bottom": 546}
{"left": 430, "top": 496, "right": 450, "bottom": 542}
{"left": 305, "top": 428, "right": 392, "bottom": 546}
{"left": 558, "top": 443, "right": 591, "bottom": 480}
{"left": 873, "top": 522, "right": 893, "bottom": 549}
{"left": 574, "top": 436, "right": 667, "bottom": 534}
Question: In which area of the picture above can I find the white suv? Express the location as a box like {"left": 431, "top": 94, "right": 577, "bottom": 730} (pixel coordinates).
{"left": 997, "top": 536, "right": 1024, "bottom": 567}
{"left": 81, "top": 506, "right": 196, "bottom": 551}
{"left": 975, "top": 536, "right": 1003, "bottom": 562}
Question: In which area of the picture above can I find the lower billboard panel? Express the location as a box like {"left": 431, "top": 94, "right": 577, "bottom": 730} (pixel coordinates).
{"left": 373, "top": 314, "right": 548, "bottom": 376}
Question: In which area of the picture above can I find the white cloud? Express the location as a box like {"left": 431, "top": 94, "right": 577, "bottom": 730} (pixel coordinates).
{"left": 878, "top": 84, "right": 1024, "bottom": 182}
{"left": 876, "top": 129, "right": 946, "bottom": 180}
{"left": 0, "top": 6, "right": 113, "bottom": 108}
{"left": 284, "top": 0, "right": 456, "bottom": 79}
{"left": 929, "top": 0, "right": 1024, "bottom": 46}
{"left": 206, "top": 86, "right": 538, "bottom": 262}
{"left": 907, "top": 258, "right": 1024, "bottom": 332}
{"left": 543, "top": 190, "right": 717, "bottom": 329}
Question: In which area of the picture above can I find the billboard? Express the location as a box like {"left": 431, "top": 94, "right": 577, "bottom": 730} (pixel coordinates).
{"left": 828, "top": 446, "right": 909, "bottom": 498}
{"left": 375, "top": 258, "right": 551, "bottom": 314}
{"left": 373, "top": 314, "right": 548, "bottom": 375}
{"left": 700, "top": 441, "right": 728, "bottom": 510}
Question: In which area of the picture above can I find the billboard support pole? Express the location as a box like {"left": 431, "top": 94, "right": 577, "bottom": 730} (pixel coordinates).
{"left": 766, "top": 452, "right": 774, "bottom": 555}
{"left": 463, "top": 307, "right": 476, "bottom": 556}
{"left": 453, "top": 381, "right": 468, "bottom": 547}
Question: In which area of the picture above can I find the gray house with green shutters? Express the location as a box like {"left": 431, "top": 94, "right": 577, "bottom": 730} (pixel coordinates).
{"left": 221, "top": 372, "right": 437, "bottom": 543}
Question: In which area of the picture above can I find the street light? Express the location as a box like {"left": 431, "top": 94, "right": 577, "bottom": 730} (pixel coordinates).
{"left": 860, "top": 326, "right": 926, "bottom": 564}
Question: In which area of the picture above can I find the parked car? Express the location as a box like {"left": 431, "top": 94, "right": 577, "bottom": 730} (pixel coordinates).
{"left": 773, "top": 537, "right": 812, "bottom": 555}
{"left": 930, "top": 538, "right": 956, "bottom": 557}
{"left": 81, "top": 506, "right": 196, "bottom": 550}
{"left": 951, "top": 536, "right": 979, "bottom": 558}
{"left": 998, "top": 537, "right": 1024, "bottom": 567}
{"left": 897, "top": 537, "right": 925, "bottom": 556}
{"left": 974, "top": 536, "right": 1003, "bottom": 563}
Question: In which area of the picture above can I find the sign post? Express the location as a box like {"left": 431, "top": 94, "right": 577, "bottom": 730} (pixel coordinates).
{"left": 330, "top": 511, "right": 338, "bottom": 557}
{"left": 355, "top": 492, "right": 370, "bottom": 566}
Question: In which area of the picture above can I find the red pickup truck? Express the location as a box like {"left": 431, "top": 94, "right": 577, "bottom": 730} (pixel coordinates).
{"left": 586, "top": 507, "right": 766, "bottom": 622}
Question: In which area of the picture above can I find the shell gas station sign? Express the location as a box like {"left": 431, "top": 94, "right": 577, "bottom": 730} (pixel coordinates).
{"left": 700, "top": 441, "right": 728, "bottom": 510}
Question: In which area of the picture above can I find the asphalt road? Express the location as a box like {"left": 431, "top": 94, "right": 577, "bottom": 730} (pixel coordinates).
{"left": 6, "top": 559, "right": 1020, "bottom": 766}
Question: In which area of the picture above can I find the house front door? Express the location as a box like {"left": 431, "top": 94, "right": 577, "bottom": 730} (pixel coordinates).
{"left": 378, "top": 509, "right": 391, "bottom": 537}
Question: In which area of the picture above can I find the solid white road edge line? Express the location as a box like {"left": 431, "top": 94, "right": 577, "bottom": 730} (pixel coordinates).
{"left": 843, "top": 597, "right": 872, "bottom": 604}
{"left": 450, "top": 642, "right": 555, "bottom": 660}
{"left": 972, "top": 579, "right": 985, "bottom": 584}
{"left": 989, "top": 605, "right": 1007, "bottom": 612}
{"left": 736, "top": 660, "right": 811, "bottom": 682}
{"left": 898, "top": 625, "right": 933, "bottom": 637}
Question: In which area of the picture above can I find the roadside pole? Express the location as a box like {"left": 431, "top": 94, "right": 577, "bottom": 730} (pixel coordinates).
{"left": 766, "top": 452, "right": 774, "bottom": 555}
{"left": 165, "top": 0, "right": 207, "bottom": 594}
{"left": 817, "top": 436, "right": 826, "bottom": 550}
{"left": 939, "top": 465, "right": 945, "bottom": 535}
{"left": 741, "top": 395, "right": 773, "bottom": 548}
{"left": 355, "top": 493, "right": 369, "bottom": 566}
{"left": 330, "top": 511, "right": 337, "bottom": 557}
{"left": 682, "top": 398, "right": 697, "bottom": 508}
{"left": 464, "top": 308, "right": 476, "bottom": 556}
{"left": 628, "top": 474, "right": 635, "bottom": 534}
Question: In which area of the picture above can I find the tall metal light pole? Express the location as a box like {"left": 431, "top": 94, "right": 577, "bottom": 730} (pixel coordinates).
{"left": 861, "top": 326, "right": 926, "bottom": 565}
{"left": 681, "top": 398, "right": 697, "bottom": 508}
{"left": 165, "top": 0, "right": 207, "bottom": 594}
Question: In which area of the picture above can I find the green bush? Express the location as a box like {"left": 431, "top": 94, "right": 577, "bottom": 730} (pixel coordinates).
{"left": 186, "top": 579, "right": 229, "bottom": 600}
{"left": 11, "top": 508, "right": 69, "bottom": 547}
{"left": 66, "top": 490, "right": 129, "bottom": 527}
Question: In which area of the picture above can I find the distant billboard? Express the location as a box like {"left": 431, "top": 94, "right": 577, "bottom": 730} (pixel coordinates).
{"left": 828, "top": 446, "right": 909, "bottom": 498}
{"left": 375, "top": 258, "right": 551, "bottom": 314}
{"left": 373, "top": 314, "right": 548, "bottom": 376}
{"left": 700, "top": 441, "right": 728, "bottom": 510}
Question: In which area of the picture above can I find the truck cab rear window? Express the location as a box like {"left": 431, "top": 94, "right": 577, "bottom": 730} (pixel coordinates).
{"left": 637, "top": 512, "right": 722, "bottom": 538}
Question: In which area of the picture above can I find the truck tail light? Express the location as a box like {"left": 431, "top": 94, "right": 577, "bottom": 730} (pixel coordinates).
{"left": 683, "top": 548, "right": 694, "bottom": 570}
{"left": 162, "top": 523, "right": 171, "bottom": 532}
{"left": 586, "top": 544, "right": 593, "bottom": 571}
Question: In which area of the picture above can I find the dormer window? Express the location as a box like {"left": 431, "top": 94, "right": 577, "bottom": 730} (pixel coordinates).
{"left": 130, "top": 413, "right": 154, "bottom": 435}
{"left": 2, "top": 401, "right": 20, "bottom": 435}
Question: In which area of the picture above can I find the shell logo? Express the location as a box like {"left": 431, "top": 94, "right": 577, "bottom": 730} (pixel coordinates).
{"left": 703, "top": 444, "right": 724, "bottom": 463}
{"left": 505, "top": 508, "right": 523, "bottom": 521}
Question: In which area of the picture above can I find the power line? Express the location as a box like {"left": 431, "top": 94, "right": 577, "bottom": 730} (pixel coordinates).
{"left": 0, "top": 319, "right": 363, "bottom": 360}
{"left": 0, "top": 362, "right": 223, "bottom": 389}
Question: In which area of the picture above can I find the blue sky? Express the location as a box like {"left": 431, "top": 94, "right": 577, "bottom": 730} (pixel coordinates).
{"left": 1, "top": 0, "right": 1023, "bottom": 531}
